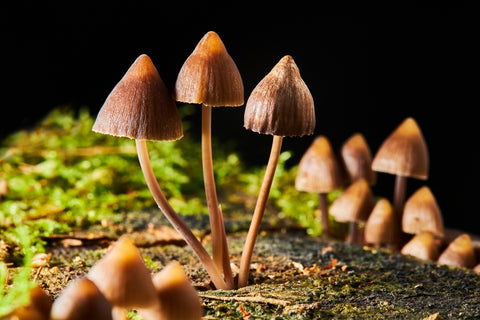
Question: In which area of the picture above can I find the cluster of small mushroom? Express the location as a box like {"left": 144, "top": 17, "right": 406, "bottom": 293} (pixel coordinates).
{"left": 6, "top": 235, "right": 202, "bottom": 320}
{"left": 294, "top": 118, "right": 480, "bottom": 271}
{"left": 91, "top": 31, "right": 315, "bottom": 291}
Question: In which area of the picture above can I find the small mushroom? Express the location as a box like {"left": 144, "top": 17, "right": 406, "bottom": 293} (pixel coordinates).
{"left": 50, "top": 277, "right": 112, "bottom": 320}
{"left": 294, "top": 135, "right": 344, "bottom": 237}
{"left": 371, "top": 117, "right": 429, "bottom": 247}
{"left": 339, "top": 132, "right": 376, "bottom": 186}
{"left": 364, "top": 198, "right": 396, "bottom": 248}
{"left": 400, "top": 231, "right": 440, "bottom": 261}
{"left": 138, "top": 261, "right": 202, "bottom": 320}
{"left": 238, "top": 55, "right": 315, "bottom": 288}
{"left": 173, "top": 31, "right": 244, "bottom": 287}
{"left": 86, "top": 235, "right": 159, "bottom": 319}
{"left": 5, "top": 285, "right": 52, "bottom": 320}
{"left": 92, "top": 54, "right": 226, "bottom": 290}
{"left": 330, "top": 178, "right": 375, "bottom": 244}
{"left": 437, "top": 233, "right": 476, "bottom": 269}
{"left": 402, "top": 186, "right": 444, "bottom": 239}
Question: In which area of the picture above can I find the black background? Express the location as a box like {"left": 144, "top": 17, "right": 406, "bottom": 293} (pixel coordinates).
{"left": 1, "top": 5, "right": 477, "bottom": 234}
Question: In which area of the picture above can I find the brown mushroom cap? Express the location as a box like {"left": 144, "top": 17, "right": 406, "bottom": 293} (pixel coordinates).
{"left": 402, "top": 186, "right": 444, "bottom": 238}
{"left": 437, "top": 233, "right": 476, "bottom": 269}
{"left": 139, "top": 261, "right": 202, "bottom": 320}
{"left": 400, "top": 231, "right": 440, "bottom": 261}
{"left": 87, "top": 235, "right": 158, "bottom": 309}
{"left": 364, "top": 198, "right": 396, "bottom": 245}
{"left": 244, "top": 55, "right": 315, "bottom": 137}
{"left": 340, "top": 133, "right": 376, "bottom": 185}
{"left": 371, "top": 117, "right": 429, "bottom": 179}
{"left": 173, "top": 31, "right": 244, "bottom": 107}
{"left": 329, "top": 178, "right": 375, "bottom": 223}
{"left": 92, "top": 54, "right": 183, "bottom": 141}
{"left": 295, "top": 135, "right": 344, "bottom": 193}
{"left": 50, "top": 277, "right": 113, "bottom": 320}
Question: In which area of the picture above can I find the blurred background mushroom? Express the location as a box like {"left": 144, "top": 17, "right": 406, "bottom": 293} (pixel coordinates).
{"left": 238, "top": 54, "right": 315, "bottom": 288}
{"left": 295, "top": 135, "right": 344, "bottom": 238}
{"left": 364, "top": 198, "right": 396, "bottom": 248}
{"left": 400, "top": 231, "right": 440, "bottom": 262}
{"left": 371, "top": 117, "right": 429, "bottom": 249}
{"left": 437, "top": 233, "right": 477, "bottom": 269}
{"left": 339, "top": 132, "right": 376, "bottom": 186}
{"left": 173, "top": 31, "right": 244, "bottom": 287}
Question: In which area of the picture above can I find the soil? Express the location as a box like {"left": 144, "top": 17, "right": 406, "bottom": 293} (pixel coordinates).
{"left": 29, "top": 209, "right": 480, "bottom": 319}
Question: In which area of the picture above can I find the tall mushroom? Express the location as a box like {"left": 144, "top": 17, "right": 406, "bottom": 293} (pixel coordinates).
{"left": 329, "top": 178, "right": 375, "bottom": 244}
{"left": 92, "top": 54, "right": 227, "bottom": 290}
{"left": 173, "top": 31, "right": 244, "bottom": 288}
{"left": 371, "top": 117, "right": 429, "bottom": 248}
{"left": 340, "top": 132, "right": 376, "bottom": 186}
{"left": 238, "top": 55, "right": 315, "bottom": 288}
{"left": 294, "top": 135, "right": 344, "bottom": 238}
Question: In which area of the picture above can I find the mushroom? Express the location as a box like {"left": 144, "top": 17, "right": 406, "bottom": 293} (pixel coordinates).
{"left": 5, "top": 285, "right": 52, "bottom": 320}
{"left": 329, "top": 178, "right": 375, "bottom": 244}
{"left": 437, "top": 233, "right": 476, "bottom": 269}
{"left": 339, "top": 132, "right": 376, "bottom": 185}
{"left": 92, "top": 54, "right": 227, "bottom": 290}
{"left": 173, "top": 31, "right": 244, "bottom": 288}
{"left": 371, "top": 117, "right": 429, "bottom": 247}
{"left": 138, "top": 261, "right": 202, "bottom": 320}
{"left": 400, "top": 231, "right": 440, "bottom": 262}
{"left": 237, "top": 55, "right": 315, "bottom": 288}
{"left": 50, "top": 277, "right": 112, "bottom": 320}
{"left": 86, "top": 235, "right": 159, "bottom": 319}
{"left": 402, "top": 186, "right": 444, "bottom": 240}
{"left": 364, "top": 198, "right": 396, "bottom": 248}
{"left": 294, "top": 135, "right": 344, "bottom": 238}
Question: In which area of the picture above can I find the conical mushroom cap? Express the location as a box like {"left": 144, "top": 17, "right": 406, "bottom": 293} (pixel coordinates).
{"left": 50, "top": 277, "right": 113, "bottom": 320}
{"left": 295, "top": 135, "right": 344, "bottom": 193}
{"left": 330, "top": 178, "right": 375, "bottom": 223}
{"left": 437, "top": 233, "right": 476, "bottom": 269}
{"left": 244, "top": 55, "right": 315, "bottom": 137}
{"left": 340, "top": 133, "right": 376, "bottom": 185}
{"left": 371, "top": 117, "right": 429, "bottom": 179}
{"left": 139, "top": 261, "right": 202, "bottom": 320}
{"left": 87, "top": 235, "right": 157, "bottom": 309}
{"left": 400, "top": 231, "right": 440, "bottom": 261}
{"left": 364, "top": 198, "right": 396, "bottom": 245}
{"left": 92, "top": 54, "right": 183, "bottom": 141}
{"left": 173, "top": 31, "right": 244, "bottom": 107}
{"left": 402, "top": 186, "right": 444, "bottom": 238}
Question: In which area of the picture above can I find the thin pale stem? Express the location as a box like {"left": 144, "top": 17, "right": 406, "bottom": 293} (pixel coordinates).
{"left": 238, "top": 135, "right": 283, "bottom": 288}
{"left": 135, "top": 139, "right": 228, "bottom": 290}
{"left": 393, "top": 175, "right": 408, "bottom": 248}
{"left": 201, "top": 105, "right": 233, "bottom": 288}
{"left": 318, "top": 192, "right": 329, "bottom": 237}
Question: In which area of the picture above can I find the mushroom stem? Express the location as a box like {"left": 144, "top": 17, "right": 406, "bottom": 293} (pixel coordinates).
{"left": 135, "top": 139, "right": 228, "bottom": 290}
{"left": 348, "top": 221, "right": 358, "bottom": 244}
{"left": 238, "top": 135, "right": 283, "bottom": 288}
{"left": 201, "top": 105, "right": 234, "bottom": 288}
{"left": 393, "top": 175, "right": 408, "bottom": 246}
{"left": 318, "top": 192, "right": 330, "bottom": 237}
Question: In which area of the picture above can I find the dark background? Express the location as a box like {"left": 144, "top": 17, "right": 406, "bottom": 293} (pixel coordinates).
{"left": 1, "top": 5, "right": 477, "bottom": 234}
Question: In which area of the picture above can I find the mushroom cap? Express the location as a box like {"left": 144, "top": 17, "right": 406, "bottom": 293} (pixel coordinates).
{"left": 437, "top": 233, "right": 476, "bottom": 269}
{"left": 173, "top": 31, "right": 244, "bottom": 107}
{"left": 400, "top": 231, "right": 440, "bottom": 261}
{"left": 402, "top": 186, "right": 444, "bottom": 238}
{"left": 340, "top": 133, "right": 376, "bottom": 185}
{"left": 87, "top": 235, "right": 158, "bottom": 309}
{"left": 295, "top": 135, "right": 344, "bottom": 193}
{"left": 364, "top": 198, "right": 396, "bottom": 245}
{"left": 329, "top": 178, "right": 375, "bottom": 223}
{"left": 244, "top": 55, "right": 315, "bottom": 137}
{"left": 92, "top": 54, "right": 183, "bottom": 141}
{"left": 50, "top": 277, "right": 113, "bottom": 320}
{"left": 139, "top": 261, "right": 202, "bottom": 320}
{"left": 371, "top": 117, "right": 429, "bottom": 179}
